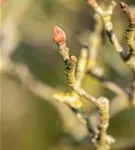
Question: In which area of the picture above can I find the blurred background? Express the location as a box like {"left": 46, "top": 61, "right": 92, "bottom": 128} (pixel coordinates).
{"left": 0, "top": 0, "right": 135, "bottom": 150}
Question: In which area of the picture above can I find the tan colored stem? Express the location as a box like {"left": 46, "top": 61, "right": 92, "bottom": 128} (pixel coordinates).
{"left": 120, "top": 2, "right": 135, "bottom": 70}
{"left": 87, "top": 69, "right": 129, "bottom": 100}
{"left": 87, "top": 0, "right": 135, "bottom": 70}
{"left": 87, "top": 13, "right": 103, "bottom": 69}
{"left": 76, "top": 46, "right": 88, "bottom": 87}
{"left": 56, "top": 38, "right": 113, "bottom": 149}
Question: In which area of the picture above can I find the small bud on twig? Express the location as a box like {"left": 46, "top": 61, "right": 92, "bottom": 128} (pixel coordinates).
{"left": 120, "top": 2, "right": 131, "bottom": 18}
{"left": 120, "top": 1, "right": 135, "bottom": 25}
{"left": 52, "top": 26, "right": 66, "bottom": 47}
{"left": 70, "top": 56, "right": 77, "bottom": 65}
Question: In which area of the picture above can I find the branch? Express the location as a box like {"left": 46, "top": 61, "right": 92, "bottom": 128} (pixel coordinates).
{"left": 0, "top": 61, "right": 55, "bottom": 101}
{"left": 76, "top": 46, "right": 88, "bottom": 88}
{"left": 87, "top": 69, "right": 129, "bottom": 100}
{"left": 54, "top": 92, "right": 95, "bottom": 138}
{"left": 87, "top": 13, "right": 103, "bottom": 70}
{"left": 86, "top": 0, "right": 135, "bottom": 71}
{"left": 84, "top": 11, "right": 128, "bottom": 100}
{"left": 120, "top": 2, "right": 135, "bottom": 71}
{"left": 53, "top": 25, "right": 114, "bottom": 149}
{"left": 53, "top": 26, "right": 96, "bottom": 137}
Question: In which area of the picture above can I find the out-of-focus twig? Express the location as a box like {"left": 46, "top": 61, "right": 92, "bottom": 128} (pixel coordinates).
{"left": 1, "top": 61, "right": 55, "bottom": 100}
{"left": 0, "top": 0, "right": 35, "bottom": 71}
{"left": 87, "top": 68, "right": 129, "bottom": 100}
{"left": 87, "top": 13, "right": 103, "bottom": 70}
{"left": 1, "top": 60, "right": 91, "bottom": 141}
{"left": 76, "top": 46, "right": 88, "bottom": 88}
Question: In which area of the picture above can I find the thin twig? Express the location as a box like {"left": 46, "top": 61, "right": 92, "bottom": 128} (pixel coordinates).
{"left": 53, "top": 26, "right": 114, "bottom": 149}
{"left": 120, "top": 2, "right": 135, "bottom": 70}
{"left": 76, "top": 46, "right": 88, "bottom": 88}
{"left": 87, "top": 13, "right": 103, "bottom": 70}
{"left": 87, "top": 69, "right": 129, "bottom": 100}
{"left": 86, "top": 0, "right": 135, "bottom": 70}
{"left": 84, "top": 10, "right": 128, "bottom": 100}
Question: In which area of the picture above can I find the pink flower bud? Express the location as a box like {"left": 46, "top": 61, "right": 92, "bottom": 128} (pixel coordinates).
{"left": 52, "top": 26, "right": 66, "bottom": 46}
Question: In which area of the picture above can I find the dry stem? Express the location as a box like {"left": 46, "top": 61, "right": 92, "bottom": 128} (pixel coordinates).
{"left": 86, "top": 0, "right": 135, "bottom": 70}
{"left": 53, "top": 26, "right": 114, "bottom": 149}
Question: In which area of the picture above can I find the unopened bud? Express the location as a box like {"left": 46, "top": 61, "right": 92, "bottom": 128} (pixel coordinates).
{"left": 70, "top": 56, "right": 77, "bottom": 65}
{"left": 52, "top": 26, "right": 66, "bottom": 46}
